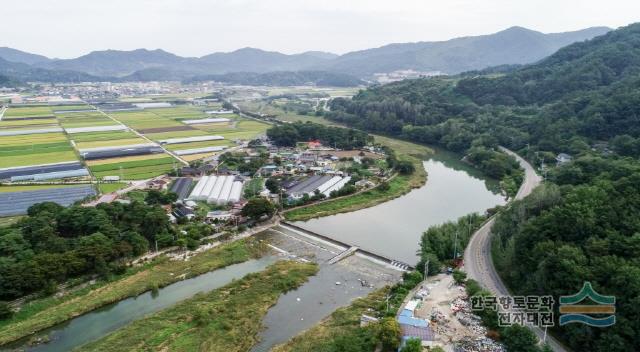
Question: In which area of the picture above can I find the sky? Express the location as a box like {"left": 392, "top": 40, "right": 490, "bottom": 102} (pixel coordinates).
{"left": 3, "top": 0, "right": 640, "bottom": 59}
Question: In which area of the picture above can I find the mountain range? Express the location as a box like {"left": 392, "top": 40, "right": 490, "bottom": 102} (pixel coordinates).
{"left": 0, "top": 26, "right": 611, "bottom": 85}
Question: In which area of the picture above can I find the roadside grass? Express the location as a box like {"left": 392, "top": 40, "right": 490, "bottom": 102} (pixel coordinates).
{"left": 284, "top": 136, "right": 430, "bottom": 221}
{"left": 0, "top": 240, "right": 267, "bottom": 346}
{"left": 75, "top": 260, "right": 319, "bottom": 352}
{"left": 272, "top": 287, "right": 388, "bottom": 352}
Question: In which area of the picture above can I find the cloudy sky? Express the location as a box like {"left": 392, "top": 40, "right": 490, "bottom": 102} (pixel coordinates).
{"left": 3, "top": 0, "right": 640, "bottom": 58}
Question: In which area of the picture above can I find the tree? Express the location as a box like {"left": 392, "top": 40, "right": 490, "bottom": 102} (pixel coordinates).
{"left": 242, "top": 198, "right": 276, "bottom": 220}
{"left": 395, "top": 160, "right": 416, "bottom": 175}
{"left": 145, "top": 190, "right": 177, "bottom": 205}
{"left": 265, "top": 178, "right": 281, "bottom": 194}
{"left": 400, "top": 337, "right": 422, "bottom": 352}
{"left": 501, "top": 324, "right": 540, "bottom": 352}
{"left": 452, "top": 269, "right": 467, "bottom": 284}
{"left": 378, "top": 317, "right": 401, "bottom": 351}
{"left": 0, "top": 302, "right": 13, "bottom": 320}
{"left": 378, "top": 181, "right": 391, "bottom": 192}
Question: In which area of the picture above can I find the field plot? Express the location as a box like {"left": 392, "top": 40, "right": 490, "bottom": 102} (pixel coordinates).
{"left": 0, "top": 185, "right": 96, "bottom": 216}
{"left": 90, "top": 156, "right": 178, "bottom": 180}
{"left": 3, "top": 105, "right": 54, "bottom": 119}
{"left": 0, "top": 131, "right": 78, "bottom": 169}
{"left": 109, "top": 111, "right": 184, "bottom": 130}
{"left": 57, "top": 111, "right": 120, "bottom": 129}
{"left": 148, "top": 106, "right": 208, "bottom": 119}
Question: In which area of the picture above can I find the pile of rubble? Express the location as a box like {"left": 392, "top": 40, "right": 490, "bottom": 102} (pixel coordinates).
{"left": 451, "top": 295, "right": 505, "bottom": 352}
{"left": 454, "top": 337, "right": 506, "bottom": 352}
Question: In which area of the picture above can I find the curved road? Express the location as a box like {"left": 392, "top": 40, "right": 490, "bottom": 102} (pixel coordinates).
{"left": 463, "top": 148, "right": 568, "bottom": 352}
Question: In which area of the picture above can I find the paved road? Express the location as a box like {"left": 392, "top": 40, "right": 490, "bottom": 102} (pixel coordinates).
{"left": 463, "top": 147, "right": 568, "bottom": 351}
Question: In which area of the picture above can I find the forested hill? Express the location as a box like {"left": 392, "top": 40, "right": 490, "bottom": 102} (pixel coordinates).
{"left": 327, "top": 22, "right": 640, "bottom": 352}
{"left": 330, "top": 22, "right": 640, "bottom": 153}
{"left": 456, "top": 23, "right": 640, "bottom": 105}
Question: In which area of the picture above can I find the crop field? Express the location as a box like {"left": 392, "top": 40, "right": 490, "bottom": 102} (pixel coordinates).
{"left": 87, "top": 154, "right": 178, "bottom": 180}
{"left": 56, "top": 111, "right": 118, "bottom": 129}
{"left": 85, "top": 153, "right": 169, "bottom": 166}
{"left": 50, "top": 104, "right": 93, "bottom": 112}
{"left": 91, "top": 162, "right": 178, "bottom": 180}
{"left": 0, "top": 184, "right": 85, "bottom": 193}
{"left": 148, "top": 106, "right": 208, "bottom": 119}
{"left": 75, "top": 137, "right": 148, "bottom": 150}
{"left": 0, "top": 118, "right": 59, "bottom": 128}
{"left": 3, "top": 106, "right": 54, "bottom": 118}
{"left": 68, "top": 130, "right": 138, "bottom": 143}
{"left": 0, "top": 127, "right": 78, "bottom": 168}
{"left": 164, "top": 139, "right": 229, "bottom": 151}
{"left": 109, "top": 111, "right": 184, "bottom": 129}
{"left": 143, "top": 129, "right": 205, "bottom": 140}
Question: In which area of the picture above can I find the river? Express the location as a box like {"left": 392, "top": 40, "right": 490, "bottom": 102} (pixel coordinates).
{"left": 251, "top": 148, "right": 508, "bottom": 351}
{"left": 3, "top": 257, "right": 278, "bottom": 352}
{"left": 294, "top": 148, "right": 507, "bottom": 265}
{"left": 5, "top": 148, "right": 506, "bottom": 352}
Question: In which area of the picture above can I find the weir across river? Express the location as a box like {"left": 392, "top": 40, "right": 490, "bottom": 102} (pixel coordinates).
{"left": 279, "top": 222, "right": 414, "bottom": 271}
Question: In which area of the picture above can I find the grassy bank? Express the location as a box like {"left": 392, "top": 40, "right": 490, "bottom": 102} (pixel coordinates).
{"left": 76, "top": 261, "right": 318, "bottom": 352}
{"left": 0, "top": 240, "right": 265, "bottom": 346}
{"left": 284, "top": 135, "right": 431, "bottom": 221}
{"left": 272, "top": 287, "right": 390, "bottom": 352}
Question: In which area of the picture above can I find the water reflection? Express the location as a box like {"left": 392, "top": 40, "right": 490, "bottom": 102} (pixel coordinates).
{"left": 295, "top": 150, "right": 506, "bottom": 265}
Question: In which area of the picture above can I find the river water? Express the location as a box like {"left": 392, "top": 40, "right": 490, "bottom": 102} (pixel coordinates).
{"left": 3, "top": 257, "right": 277, "bottom": 352}
{"left": 251, "top": 148, "right": 507, "bottom": 351}
{"left": 294, "top": 148, "right": 507, "bottom": 265}
{"left": 4, "top": 147, "right": 506, "bottom": 352}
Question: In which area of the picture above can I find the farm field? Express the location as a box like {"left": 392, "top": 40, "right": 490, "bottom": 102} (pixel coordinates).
{"left": 56, "top": 111, "right": 118, "bottom": 129}
{"left": 0, "top": 125, "right": 78, "bottom": 168}
{"left": 97, "top": 182, "right": 127, "bottom": 194}
{"left": 3, "top": 105, "right": 54, "bottom": 118}
{"left": 0, "top": 184, "right": 88, "bottom": 193}
{"left": 109, "top": 111, "right": 184, "bottom": 130}
{"left": 89, "top": 157, "right": 179, "bottom": 180}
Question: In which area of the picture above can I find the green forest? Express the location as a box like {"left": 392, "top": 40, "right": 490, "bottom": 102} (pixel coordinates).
{"left": 0, "top": 201, "right": 179, "bottom": 301}
{"left": 326, "top": 23, "right": 640, "bottom": 351}
{"left": 267, "top": 122, "right": 372, "bottom": 149}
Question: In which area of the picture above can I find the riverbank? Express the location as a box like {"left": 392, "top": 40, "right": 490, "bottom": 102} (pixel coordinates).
{"left": 0, "top": 239, "right": 266, "bottom": 347}
{"left": 283, "top": 135, "right": 431, "bottom": 221}
{"left": 271, "top": 287, "right": 390, "bottom": 352}
{"left": 75, "top": 260, "right": 318, "bottom": 352}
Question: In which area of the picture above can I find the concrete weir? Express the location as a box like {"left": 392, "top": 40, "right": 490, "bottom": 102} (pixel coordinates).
{"left": 280, "top": 222, "right": 414, "bottom": 271}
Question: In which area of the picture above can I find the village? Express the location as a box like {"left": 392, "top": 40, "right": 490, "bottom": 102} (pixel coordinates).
{"left": 86, "top": 136, "right": 390, "bottom": 236}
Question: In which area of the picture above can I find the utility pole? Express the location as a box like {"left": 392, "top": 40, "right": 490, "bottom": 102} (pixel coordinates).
{"left": 453, "top": 230, "right": 459, "bottom": 260}
{"left": 423, "top": 259, "right": 429, "bottom": 280}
